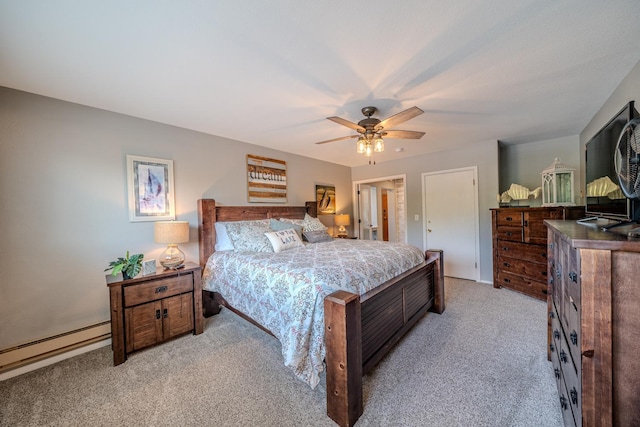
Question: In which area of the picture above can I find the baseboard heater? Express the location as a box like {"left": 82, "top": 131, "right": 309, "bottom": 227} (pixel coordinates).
{"left": 0, "top": 321, "right": 111, "bottom": 377}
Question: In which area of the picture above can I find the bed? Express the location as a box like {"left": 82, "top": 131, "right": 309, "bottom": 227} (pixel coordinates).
{"left": 197, "top": 199, "right": 444, "bottom": 427}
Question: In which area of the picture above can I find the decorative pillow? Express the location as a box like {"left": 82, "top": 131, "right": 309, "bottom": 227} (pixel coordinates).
{"left": 303, "top": 230, "right": 334, "bottom": 243}
{"left": 224, "top": 219, "right": 273, "bottom": 252}
{"left": 279, "top": 217, "right": 305, "bottom": 227}
{"left": 270, "top": 218, "right": 303, "bottom": 239}
{"left": 265, "top": 229, "right": 305, "bottom": 253}
{"left": 302, "top": 213, "right": 328, "bottom": 232}
{"left": 214, "top": 222, "right": 235, "bottom": 251}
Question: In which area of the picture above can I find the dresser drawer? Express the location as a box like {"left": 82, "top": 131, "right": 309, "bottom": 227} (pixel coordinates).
{"left": 496, "top": 226, "right": 523, "bottom": 242}
{"left": 124, "top": 274, "right": 194, "bottom": 307}
{"left": 497, "top": 240, "right": 548, "bottom": 264}
{"left": 498, "top": 255, "right": 547, "bottom": 282}
{"left": 497, "top": 271, "right": 548, "bottom": 299}
{"left": 496, "top": 210, "right": 523, "bottom": 226}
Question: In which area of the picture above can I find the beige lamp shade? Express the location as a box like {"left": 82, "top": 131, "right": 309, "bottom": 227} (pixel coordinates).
{"left": 334, "top": 214, "right": 351, "bottom": 226}
{"left": 154, "top": 221, "right": 189, "bottom": 244}
{"left": 155, "top": 221, "right": 189, "bottom": 269}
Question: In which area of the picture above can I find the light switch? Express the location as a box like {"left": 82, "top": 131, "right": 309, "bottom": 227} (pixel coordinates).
{"left": 414, "top": 214, "right": 419, "bottom": 221}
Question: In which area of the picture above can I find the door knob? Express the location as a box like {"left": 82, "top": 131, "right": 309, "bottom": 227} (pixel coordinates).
{"left": 427, "top": 229, "right": 432, "bottom": 232}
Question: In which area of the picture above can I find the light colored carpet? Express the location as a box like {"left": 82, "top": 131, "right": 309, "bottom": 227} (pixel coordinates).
{"left": 0, "top": 278, "right": 563, "bottom": 426}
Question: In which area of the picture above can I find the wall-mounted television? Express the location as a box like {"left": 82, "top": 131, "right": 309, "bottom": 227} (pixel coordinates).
{"left": 584, "top": 101, "right": 640, "bottom": 223}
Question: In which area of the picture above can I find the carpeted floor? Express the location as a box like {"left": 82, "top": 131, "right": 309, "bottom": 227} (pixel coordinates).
{"left": 0, "top": 278, "right": 563, "bottom": 427}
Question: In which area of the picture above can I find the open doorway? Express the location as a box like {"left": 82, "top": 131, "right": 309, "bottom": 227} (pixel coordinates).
{"left": 352, "top": 175, "right": 407, "bottom": 242}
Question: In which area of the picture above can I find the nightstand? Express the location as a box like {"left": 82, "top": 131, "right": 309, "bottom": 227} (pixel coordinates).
{"left": 106, "top": 262, "right": 203, "bottom": 365}
{"left": 335, "top": 235, "right": 357, "bottom": 239}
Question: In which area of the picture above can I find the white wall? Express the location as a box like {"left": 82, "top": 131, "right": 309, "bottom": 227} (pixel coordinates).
{"left": 499, "top": 135, "right": 582, "bottom": 206}
{"left": 351, "top": 140, "right": 499, "bottom": 283}
{"left": 0, "top": 87, "right": 353, "bottom": 350}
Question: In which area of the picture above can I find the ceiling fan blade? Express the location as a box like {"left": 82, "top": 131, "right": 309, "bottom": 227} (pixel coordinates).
{"left": 315, "top": 134, "right": 359, "bottom": 145}
{"left": 376, "top": 106, "right": 424, "bottom": 130}
{"left": 327, "top": 116, "right": 365, "bottom": 132}
{"left": 382, "top": 130, "right": 426, "bottom": 139}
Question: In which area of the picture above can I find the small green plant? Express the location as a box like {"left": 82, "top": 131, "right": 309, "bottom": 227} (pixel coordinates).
{"left": 105, "top": 251, "right": 144, "bottom": 279}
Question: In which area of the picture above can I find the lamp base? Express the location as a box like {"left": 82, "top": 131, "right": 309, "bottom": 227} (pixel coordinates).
{"left": 159, "top": 244, "right": 185, "bottom": 270}
{"left": 337, "top": 225, "right": 347, "bottom": 237}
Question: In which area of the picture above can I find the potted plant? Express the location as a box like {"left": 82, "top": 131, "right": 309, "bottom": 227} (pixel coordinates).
{"left": 105, "top": 251, "right": 144, "bottom": 280}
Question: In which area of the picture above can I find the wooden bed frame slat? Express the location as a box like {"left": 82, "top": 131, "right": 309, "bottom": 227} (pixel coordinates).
{"left": 197, "top": 199, "right": 444, "bottom": 427}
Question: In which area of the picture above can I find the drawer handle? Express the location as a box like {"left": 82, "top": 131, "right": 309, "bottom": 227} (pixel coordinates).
{"left": 503, "top": 278, "right": 511, "bottom": 284}
{"left": 523, "top": 220, "right": 528, "bottom": 227}
{"left": 569, "top": 272, "right": 577, "bottom": 283}
{"left": 506, "top": 232, "right": 512, "bottom": 236}
{"left": 155, "top": 309, "right": 161, "bottom": 320}
{"left": 502, "top": 247, "right": 509, "bottom": 251}
{"left": 163, "top": 308, "right": 168, "bottom": 319}
{"left": 506, "top": 217, "right": 513, "bottom": 221}
{"left": 503, "top": 262, "right": 511, "bottom": 267}
{"left": 155, "top": 285, "right": 168, "bottom": 293}
{"left": 559, "top": 350, "right": 568, "bottom": 363}
{"left": 582, "top": 349, "right": 595, "bottom": 358}
{"left": 553, "top": 330, "right": 560, "bottom": 340}
{"left": 570, "top": 388, "right": 578, "bottom": 405}
{"left": 570, "top": 331, "right": 578, "bottom": 346}
{"left": 554, "top": 368, "right": 561, "bottom": 379}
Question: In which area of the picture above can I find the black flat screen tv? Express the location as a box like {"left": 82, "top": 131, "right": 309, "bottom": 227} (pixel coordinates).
{"left": 584, "top": 101, "right": 640, "bottom": 222}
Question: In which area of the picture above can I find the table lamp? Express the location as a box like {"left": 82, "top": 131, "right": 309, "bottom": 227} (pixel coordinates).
{"left": 334, "top": 214, "right": 350, "bottom": 237}
{"left": 154, "top": 221, "right": 189, "bottom": 269}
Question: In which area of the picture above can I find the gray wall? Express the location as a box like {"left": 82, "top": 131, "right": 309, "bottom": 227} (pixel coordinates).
{"left": 0, "top": 87, "right": 352, "bottom": 350}
{"left": 499, "top": 135, "right": 582, "bottom": 207}
{"left": 580, "top": 58, "right": 640, "bottom": 192}
{"left": 351, "top": 140, "right": 500, "bottom": 284}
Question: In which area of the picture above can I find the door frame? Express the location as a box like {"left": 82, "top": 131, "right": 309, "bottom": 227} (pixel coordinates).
{"left": 352, "top": 174, "right": 407, "bottom": 242}
{"left": 421, "top": 166, "right": 480, "bottom": 281}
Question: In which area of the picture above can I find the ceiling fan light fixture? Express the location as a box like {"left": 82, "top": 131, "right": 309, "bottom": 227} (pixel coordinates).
{"left": 356, "top": 137, "right": 366, "bottom": 154}
{"left": 374, "top": 136, "right": 384, "bottom": 153}
{"left": 364, "top": 142, "right": 373, "bottom": 157}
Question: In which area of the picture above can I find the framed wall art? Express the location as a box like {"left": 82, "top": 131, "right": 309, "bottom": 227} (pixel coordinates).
{"left": 247, "top": 154, "right": 287, "bottom": 203}
{"left": 316, "top": 185, "right": 336, "bottom": 214}
{"left": 127, "top": 155, "right": 175, "bottom": 222}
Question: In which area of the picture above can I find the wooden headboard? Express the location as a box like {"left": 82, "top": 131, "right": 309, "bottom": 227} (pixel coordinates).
{"left": 197, "top": 199, "right": 318, "bottom": 268}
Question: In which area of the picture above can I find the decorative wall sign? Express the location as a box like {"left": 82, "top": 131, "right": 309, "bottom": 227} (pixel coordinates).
{"left": 316, "top": 185, "right": 336, "bottom": 214}
{"left": 127, "top": 155, "right": 175, "bottom": 222}
{"left": 247, "top": 154, "right": 287, "bottom": 203}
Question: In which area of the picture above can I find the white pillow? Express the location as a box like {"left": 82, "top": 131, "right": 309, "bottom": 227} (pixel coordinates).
{"left": 264, "top": 229, "right": 305, "bottom": 253}
{"left": 214, "top": 222, "right": 235, "bottom": 251}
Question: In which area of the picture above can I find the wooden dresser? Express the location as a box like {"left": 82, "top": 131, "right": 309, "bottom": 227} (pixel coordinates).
{"left": 546, "top": 220, "right": 640, "bottom": 427}
{"left": 491, "top": 207, "right": 584, "bottom": 300}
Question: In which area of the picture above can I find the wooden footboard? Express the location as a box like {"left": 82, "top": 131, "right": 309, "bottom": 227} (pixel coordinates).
{"left": 324, "top": 249, "right": 444, "bottom": 427}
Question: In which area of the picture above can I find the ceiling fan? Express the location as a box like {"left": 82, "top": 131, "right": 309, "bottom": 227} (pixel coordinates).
{"left": 315, "top": 106, "right": 426, "bottom": 159}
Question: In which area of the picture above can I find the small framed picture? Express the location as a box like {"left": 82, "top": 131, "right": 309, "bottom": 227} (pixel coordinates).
{"left": 127, "top": 155, "right": 175, "bottom": 222}
{"left": 142, "top": 259, "right": 157, "bottom": 276}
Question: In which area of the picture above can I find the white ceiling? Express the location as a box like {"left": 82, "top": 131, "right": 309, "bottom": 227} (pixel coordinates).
{"left": 2, "top": 1, "right": 640, "bottom": 167}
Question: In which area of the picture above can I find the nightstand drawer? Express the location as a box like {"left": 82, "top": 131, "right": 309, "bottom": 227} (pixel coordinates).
{"left": 124, "top": 274, "right": 193, "bottom": 307}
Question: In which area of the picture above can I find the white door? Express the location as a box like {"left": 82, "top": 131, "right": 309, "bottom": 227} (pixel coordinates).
{"left": 358, "top": 184, "right": 379, "bottom": 240}
{"left": 423, "top": 167, "right": 479, "bottom": 280}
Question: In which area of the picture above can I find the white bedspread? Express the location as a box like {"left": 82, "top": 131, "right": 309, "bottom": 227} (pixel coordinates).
{"left": 202, "top": 239, "right": 425, "bottom": 388}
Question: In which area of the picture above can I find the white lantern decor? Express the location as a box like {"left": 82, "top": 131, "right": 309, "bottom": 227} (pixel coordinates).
{"left": 541, "top": 158, "right": 575, "bottom": 207}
